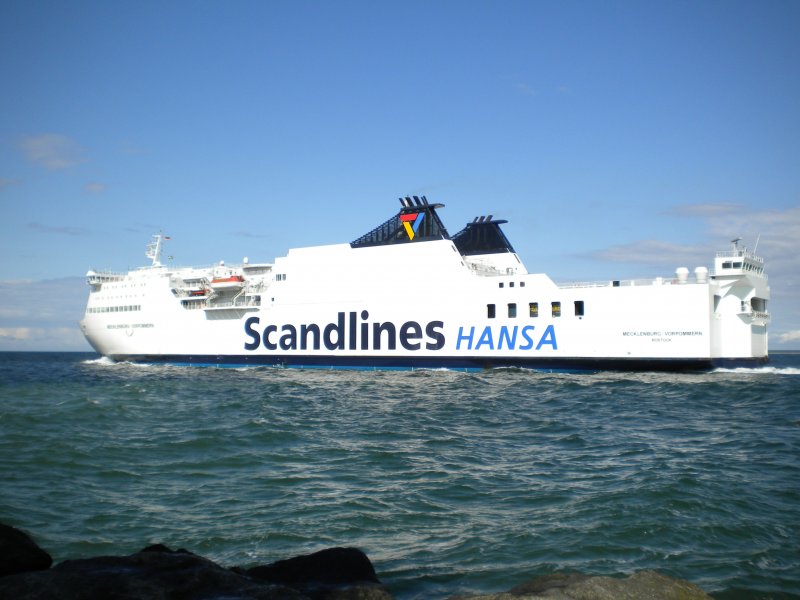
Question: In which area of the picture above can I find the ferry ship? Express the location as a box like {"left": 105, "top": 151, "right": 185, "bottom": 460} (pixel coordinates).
{"left": 80, "top": 197, "right": 770, "bottom": 370}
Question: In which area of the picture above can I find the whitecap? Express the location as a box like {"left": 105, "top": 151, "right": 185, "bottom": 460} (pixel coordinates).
{"left": 714, "top": 366, "right": 800, "bottom": 375}
{"left": 82, "top": 356, "right": 117, "bottom": 366}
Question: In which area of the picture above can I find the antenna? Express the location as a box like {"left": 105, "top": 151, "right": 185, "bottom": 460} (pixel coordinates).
{"left": 753, "top": 234, "right": 760, "bottom": 254}
{"left": 145, "top": 233, "right": 164, "bottom": 267}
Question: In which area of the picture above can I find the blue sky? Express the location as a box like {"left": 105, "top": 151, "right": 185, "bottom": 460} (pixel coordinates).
{"left": 1, "top": 0, "right": 799, "bottom": 351}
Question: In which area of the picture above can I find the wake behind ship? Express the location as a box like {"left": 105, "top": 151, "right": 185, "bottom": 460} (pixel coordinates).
{"left": 80, "top": 197, "right": 770, "bottom": 370}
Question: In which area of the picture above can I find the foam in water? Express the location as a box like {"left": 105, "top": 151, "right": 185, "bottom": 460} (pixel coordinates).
{"left": 3, "top": 351, "right": 799, "bottom": 599}
{"left": 714, "top": 366, "right": 800, "bottom": 375}
{"left": 82, "top": 356, "right": 116, "bottom": 366}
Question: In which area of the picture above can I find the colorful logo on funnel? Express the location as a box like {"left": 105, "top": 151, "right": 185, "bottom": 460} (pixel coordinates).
{"left": 400, "top": 212, "right": 425, "bottom": 240}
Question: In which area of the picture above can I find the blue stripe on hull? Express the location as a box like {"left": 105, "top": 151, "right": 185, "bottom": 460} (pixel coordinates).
{"left": 107, "top": 354, "right": 770, "bottom": 372}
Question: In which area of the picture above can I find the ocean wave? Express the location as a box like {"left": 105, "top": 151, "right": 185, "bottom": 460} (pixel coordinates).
{"left": 5, "top": 351, "right": 799, "bottom": 598}
{"left": 81, "top": 356, "right": 117, "bottom": 366}
{"left": 713, "top": 366, "right": 800, "bottom": 375}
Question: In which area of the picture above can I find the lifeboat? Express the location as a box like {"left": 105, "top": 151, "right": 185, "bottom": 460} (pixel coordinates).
{"left": 210, "top": 274, "right": 245, "bottom": 289}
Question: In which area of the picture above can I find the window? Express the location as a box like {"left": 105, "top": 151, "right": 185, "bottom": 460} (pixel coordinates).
{"left": 574, "top": 300, "right": 584, "bottom": 317}
{"left": 508, "top": 303, "right": 517, "bottom": 318}
{"left": 487, "top": 304, "right": 496, "bottom": 318}
{"left": 499, "top": 282, "right": 504, "bottom": 288}
{"left": 529, "top": 302, "right": 538, "bottom": 317}
{"left": 552, "top": 301, "right": 561, "bottom": 317}
{"left": 520, "top": 281, "right": 525, "bottom": 288}
{"left": 509, "top": 282, "right": 515, "bottom": 288}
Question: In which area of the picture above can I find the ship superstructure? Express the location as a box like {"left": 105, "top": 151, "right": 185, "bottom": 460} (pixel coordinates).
{"left": 81, "top": 197, "right": 770, "bottom": 370}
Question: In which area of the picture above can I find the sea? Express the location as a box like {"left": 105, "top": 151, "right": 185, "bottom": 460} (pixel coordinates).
{"left": 1, "top": 351, "right": 799, "bottom": 599}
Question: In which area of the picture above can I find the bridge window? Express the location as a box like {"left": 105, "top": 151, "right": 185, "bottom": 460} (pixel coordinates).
{"left": 487, "top": 304, "right": 496, "bottom": 319}
{"left": 552, "top": 301, "right": 561, "bottom": 317}
{"left": 574, "top": 300, "right": 584, "bottom": 317}
{"left": 508, "top": 303, "right": 517, "bottom": 318}
{"left": 529, "top": 302, "right": 538, "bottom": 317}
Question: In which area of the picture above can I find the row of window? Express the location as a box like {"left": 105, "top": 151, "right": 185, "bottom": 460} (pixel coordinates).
{"left": 487, "top": 300, "right": 585, "bottom": 319}
{"left": 86, "top": 305, "right": 142, "bottom": 314}
{"left": 720, "top": 261, "right": 764, "bottom": 274}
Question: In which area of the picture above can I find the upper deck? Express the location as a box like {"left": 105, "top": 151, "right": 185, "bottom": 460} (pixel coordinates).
{"left": 714, "top": 247, "right": 766, "bottom": 279}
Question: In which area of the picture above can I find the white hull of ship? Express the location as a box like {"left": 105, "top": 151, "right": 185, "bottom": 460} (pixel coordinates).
{"left": 80, "top": 231, "right": 770, "bottom": 371}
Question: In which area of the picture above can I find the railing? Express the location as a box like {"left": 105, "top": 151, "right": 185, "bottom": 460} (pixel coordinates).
{"left": 465, "top": 262, "right": 510, "bottom": 276}
{"left": 716, "top": 249, "right": 764, "bottom": 263}
{"left": 87, "top": 271, "right": 125, "bottom": 283}
{"left": 205, "top": 297, "right": 261, "bottom": 310}
{"left": 558, "top": 277, "right": 686, "bottom": 289}
{"left": 739, "top": 310, "right": 770, "bottom": 320}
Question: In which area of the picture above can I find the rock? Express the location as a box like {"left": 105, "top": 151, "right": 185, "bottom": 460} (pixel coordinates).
{"left": 449, "top": 570, "right": 713, "bottom": 599}
{"left": 0, "top": 523, "right": 53, "bottom": 577}
{"left": 0, "top": 546, "right": 307, "bottom": 599}
{"left": 1, "top": 523, "right": 713, "bottom": 600}
{"left": 0, "top": 539, "right": 392, "bottom": 600}
{"left": 245, "top": 547, "right": 391, "bottom": 600}
{"left": 246, "top": 547, "right": 380, "bottom": 585}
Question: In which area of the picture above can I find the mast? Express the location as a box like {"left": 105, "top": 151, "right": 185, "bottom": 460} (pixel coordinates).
{"left": 145, "top": 233, "right": 166, "bottom": 266}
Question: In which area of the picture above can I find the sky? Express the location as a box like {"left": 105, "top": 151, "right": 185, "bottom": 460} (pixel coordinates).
{"left": 1, "top": 0, "right": 799, "bottom": 351}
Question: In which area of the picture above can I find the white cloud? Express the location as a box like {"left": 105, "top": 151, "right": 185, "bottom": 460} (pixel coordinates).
{"left": 779, "top": 330, "right": 800, "bottom": 343}
{"left": 84, "top": 182, "right": 107, "bottom": 194}
{"left": 591, "top": 239, "right": 709, "bottom": 269}
{"left": 0, "top": 327, "right": 87, "bottom": 350}
{"left": 0, "top": 327, "right": 32, "bottom": 341}
{"left": 594, "top": 204, "right": 800, "bottom": 275}
{"left": 17, "top": 133, "right": 87, "bottom": 170}
{"left": 0, "top": 277, "right": 92, "bottom": 351}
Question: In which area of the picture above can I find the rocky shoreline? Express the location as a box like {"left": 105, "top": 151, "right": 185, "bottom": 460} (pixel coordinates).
{"left": 1, "top": 522, "right": 714, "bottom": 599}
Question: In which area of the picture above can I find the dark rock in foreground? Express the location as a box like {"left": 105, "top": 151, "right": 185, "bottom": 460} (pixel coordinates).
{"left": 1, "top": 522, "right": 716, "bottom": 600}
{"left": 0, "top": 546, "right": 308, "bottom": 600}
{"left": 449, "top": 570, "right": 713, "bottom": 599}
{"left": 245, "top": 546, "right": 380, "bottom": 585}
{"left": 244, "top": 546, "right": 387, "bottom": 599}
{"left": 0, "top": 523, "right": 52, "bottom": 577}
{"left": 0, "top": 523, "right": 389, "bottom": 600}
